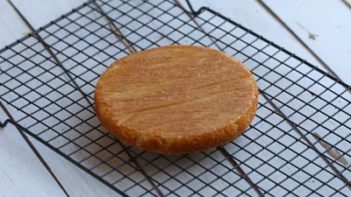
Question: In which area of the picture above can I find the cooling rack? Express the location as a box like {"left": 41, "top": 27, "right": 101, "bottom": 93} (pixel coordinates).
{"left": 1, "top": 0, "right": 351, "bottom": 196}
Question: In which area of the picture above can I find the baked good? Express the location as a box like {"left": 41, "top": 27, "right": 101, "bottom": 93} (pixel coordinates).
{"left": 95, "top": 45, "right": 258, "bottom": 154}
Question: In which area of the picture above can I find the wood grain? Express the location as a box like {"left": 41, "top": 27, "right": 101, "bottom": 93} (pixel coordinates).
{"left": 263, "top": 0, "right": 351, "bottom": 85}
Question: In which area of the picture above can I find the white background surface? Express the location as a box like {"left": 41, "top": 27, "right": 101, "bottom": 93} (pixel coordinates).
{"left": 0, "top": 0, "right": 350, "bottom": 196}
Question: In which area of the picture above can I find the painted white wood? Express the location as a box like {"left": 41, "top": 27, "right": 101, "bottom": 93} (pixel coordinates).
{"left": 10, "top": 0, "right": 86, "bottom": 29}
{"left": 180, "top": 0, "right": 322, "bottom": 69}
{"left": 0, "top": 124, "right": 66, "bottom": 197}
{"left": 0, "top": 0, "right": 28, "bottom": 46}
{"left": 0, "top": 116, "right": 118, "bottom": 197}
{"left": 31, "top": 136, "right": 120, "bottom": 197}
{"left": 0, "top": 0, "right": 350, "bottom": 196}
{"left": 263, "top": 0, "right": 351, "bottom": 85}
{"left": 0, "top": 0, "right": 122, "bottom": 196}
{"left": 0, "top": 0, "right": 86, "bottom": 47}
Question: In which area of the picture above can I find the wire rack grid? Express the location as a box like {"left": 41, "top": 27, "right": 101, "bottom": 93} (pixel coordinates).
{"left": 0, "top": 0, "right": 351, "bottom": 196}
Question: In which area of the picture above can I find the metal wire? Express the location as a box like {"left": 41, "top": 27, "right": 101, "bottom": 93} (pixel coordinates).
{"left": 0, "top": 0, "right": 350, "bottom": 196}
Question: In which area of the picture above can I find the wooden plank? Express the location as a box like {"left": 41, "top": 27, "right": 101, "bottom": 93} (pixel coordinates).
{"left": 0, "top": 117, "right": 118, "bottom": 197}
{"left": 0, "top": 0, "right": 122, "bottom": 196}
{"left": 262, "top": 0, "right": 351, "bottom": 85}
{"left": 31, "top": 136, "right": 120, "bottom": 197}
{"left": 0, "top": 124, "right": 66, "bottom": 197}
{"left": 0, "top": 0, "right": 86, "bottom": 46}
{"left": 11, "top": 0, "right": 86, "bottom": 28}
{"left": 179, "top": 0, "right": 322, "bottom": 68}
{"left": 0, "top": 1, "right": 68, "bottom": 196}
{"left": 0, "top": 0, "right": 28, "bottom": 46}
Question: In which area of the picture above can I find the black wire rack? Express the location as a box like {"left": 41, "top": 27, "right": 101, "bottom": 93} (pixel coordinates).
{"left": 1, "top": 0, "right": 351, "bottom": 196}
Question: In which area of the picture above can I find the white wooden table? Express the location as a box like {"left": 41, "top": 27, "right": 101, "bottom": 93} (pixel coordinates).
{"left": 0, "top": 0, "right": 350, "bottom": 196}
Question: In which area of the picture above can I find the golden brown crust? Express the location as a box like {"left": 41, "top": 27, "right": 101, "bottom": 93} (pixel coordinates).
{"left": 95, "top": 45, "right": 258, "bottom": 154}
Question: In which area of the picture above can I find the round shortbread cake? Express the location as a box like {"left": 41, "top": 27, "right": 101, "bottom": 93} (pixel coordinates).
{"left": 95, "top": 45, "right": 258, "bottom": 154}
